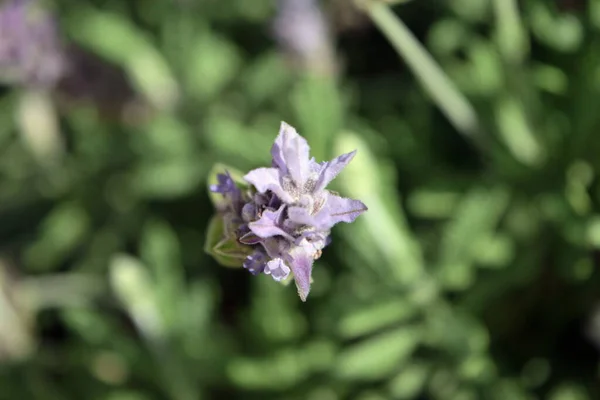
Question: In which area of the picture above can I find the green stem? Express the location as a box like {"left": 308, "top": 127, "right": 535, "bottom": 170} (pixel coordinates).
{"left": 493, "top": 0, "right": 528, "bottom": 64}
{"left": 362, "top": 1, "right": 482, "bottom": 142}
{"left": 19, "top": 273, "right": 105, "bottom": 310}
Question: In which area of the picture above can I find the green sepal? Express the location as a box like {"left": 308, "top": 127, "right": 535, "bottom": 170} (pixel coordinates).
{"left": 204, "top": 215, "right": 253, "bottom": 268}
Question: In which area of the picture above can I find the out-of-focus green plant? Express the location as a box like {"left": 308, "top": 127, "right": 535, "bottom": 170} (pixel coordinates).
{"left": 0, "top": 0, "right": 599, "bottom": 399}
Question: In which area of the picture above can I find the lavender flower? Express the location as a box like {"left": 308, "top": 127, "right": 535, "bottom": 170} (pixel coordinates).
{"left": 272, "top": 0, "right": 336, "bottom": 75}
{"left": 210, "top": 122, "right": 367, "bottom": 301}
{"left": 0, "top": 0, "right": 66, "bottom": 87}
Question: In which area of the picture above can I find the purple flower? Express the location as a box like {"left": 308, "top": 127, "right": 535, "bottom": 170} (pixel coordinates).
{"left": 209, "top": 122, "right": 367, "bottom": 301}
{"left": 272, "top": 0, "right": 336, "bottom": 75}
{"left": 0, "top": 0, "right": 66, "bottom": 88}
{"left": 242, "top": 122, "right": 367, "bottom": 300}
{"left": 245, "top": 122, "right": 367, "bottom": 231}
{"left": 264, "top": 258, "right": 290, "bottom": 282}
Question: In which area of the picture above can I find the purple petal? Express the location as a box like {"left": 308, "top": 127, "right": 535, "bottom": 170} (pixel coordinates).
{"left": 267, "top": 193, "right": 283, "bottom": 209}
{"left": 271, "top": 122, "right": 289, "bottom": 174}
{"left": 260, "top": 236, "right": 291, "bottom": 261}
{"left": 313, "top": 150, "right": 356, "bottom": 193}
{"left": 287, "top": 205, "right": 314, "bottom": 226}
{"left": 300, "top": 230, "right": 330, "bottom": 252}
{"left": 272, "top": 122, "right": 311, "bottom": 185}
{"left": 241, "top": 202, "right": 258, "bottom": 222}
{"left": 309, "top": 157, "right": 322, "bottom": 174}
{"left": 264, "top": 258, "right": 291, "bottom": 282}
{"left": 317, "top": 193, "right": 367, "bottom": 227}
{"left": 248, "top": 206, "right": 295, "bottom": 241}
{"left": 243, "top": 250, "right": 267, "bottom": 275}
{"left": 288, "top": 192, "right": 367, "bottom": 230}
{"left": 210, "top": 172, "right": 237, "bottom": 194}
{"left": 287, "top": 240, "right": 316, "bottom": 301}
{"left": 244, "top": 167, "right": 294, "bottom": 203}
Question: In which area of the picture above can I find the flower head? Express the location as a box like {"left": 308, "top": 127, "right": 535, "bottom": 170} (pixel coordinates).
{"left": 272, "top": 0, "right": 336, "bottom": 75}
{"left": 0, "top": 0, "right": 66, "bottom": 87}
{"left": 209, "top": 122, "right": 367, "bottom": 301}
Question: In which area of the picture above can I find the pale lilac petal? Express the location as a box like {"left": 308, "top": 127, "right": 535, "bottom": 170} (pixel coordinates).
{"left": 271, "top": 122, "right": 290, "bottom": 174}
{"left": 300, "top": 230, "right": 330, "bottom": 252}
{"left": 244, "top": 167, "right": 293, "bottom": 203}
{"left": 317, "top": 193, "right": 367, "bottom": 226}
{"left": 248, "top": 206, "right": 295, "bottom": 241}
{"left": 287, "top": 205, "right": 314, "bottom": 226}
{"left": 313, "top": 150, "right": 356, "bottom": 193}
{"left": 290, "top": 193, "right": 367, "bottom": 230}
{"left": 287, "top": 240, "right": 316, "bottom": 301}
{"left": 273, "top": 121, "right": 311, "bottom": 185}
{"left": 309, "top": 157, "right": 321, "bottom": 173}
{"left": 264, "top": 258, "right": 291, "bottom": 281}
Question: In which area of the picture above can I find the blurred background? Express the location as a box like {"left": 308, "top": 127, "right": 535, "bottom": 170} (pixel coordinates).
{"left": 1, "top": 0, "right": 600, "bottom": 399}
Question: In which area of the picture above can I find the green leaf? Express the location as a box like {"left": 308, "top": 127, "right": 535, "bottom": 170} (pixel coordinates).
{"left": 203, "top": 215, "right": 250, "bottom": 268}
{"left": 548, "top": 383, "right": 589, "bottom": 400}
{"left": 388, "top": 363, "right": 429, "bottom": 399}
{"left": 337, "top": 299, "right": 417, "bottom": 339}
{"left": 109, "top": 254, "right": 164, "bottom": 340}
{"left": 185, "top": 31, "right": 241, "bottom": 101}
{"left": 140, "top": 219, "right": 185, "bottom": 331}
{"left": 291, "top": 76, "right": 345, "bottom": 161}
{"left": 24, "top": 202, "right": 90, "bottom": 271}
{"left": 335, "top": 327, "right": 420, "bottom": 380}
{"left": 335, "top": 131, "right": 424, "bottom": 284}
{"left": 437, "top": 186, "right": 511, "bottom": 289}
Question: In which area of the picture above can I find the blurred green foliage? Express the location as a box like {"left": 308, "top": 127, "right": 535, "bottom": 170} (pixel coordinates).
{"left": 1, "top": 0, "right": 600, "bottom": 399}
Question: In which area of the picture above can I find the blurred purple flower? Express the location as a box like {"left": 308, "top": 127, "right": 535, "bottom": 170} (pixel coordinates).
{"left": 272, "top": 0, "right": 336, "bottom": 75}
{"left": 211, "top": 122, "right": 367, "bottom": 301}
{"left": 56, "top": 45, "right": 143, "bottom": 123}
{"left": 0, "top": 0, "right": 66, "bottom": 88}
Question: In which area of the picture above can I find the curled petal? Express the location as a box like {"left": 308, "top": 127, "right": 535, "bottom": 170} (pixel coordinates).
{"left": 244, "top": 167, "right": 293, "bottom": 203}
{"left": 248, "top": 206, "right": 295, "bottom": 241}
{"left": 271, "top": 122, "right": 290, "bottom": 174}
{"left": 313, "top": 150, "right": 356, "bottom": 193}
{"left": 288, "top": 193, "right": 367, "bottom": 230}
{"left": 317, "top": 193, "right": 367, "bottom": 227}
{"left": 309, "top": 157, "right": 321, "bottom": 173}
{"left": 264, "top": 258, "right": 291, "bottom": 281}
{"left": 272, "top": 121, "right": 311, "bottom": 185}
{"left": 287, "top": 240, "right": 316, "bottom": 301}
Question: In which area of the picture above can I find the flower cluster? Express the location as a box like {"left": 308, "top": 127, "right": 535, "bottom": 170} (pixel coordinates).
{"left": 0, "top": 0, "right": 66, "bottom": 87}
{"left": 210, "top": 122, "right": 367, "bottom": 301}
